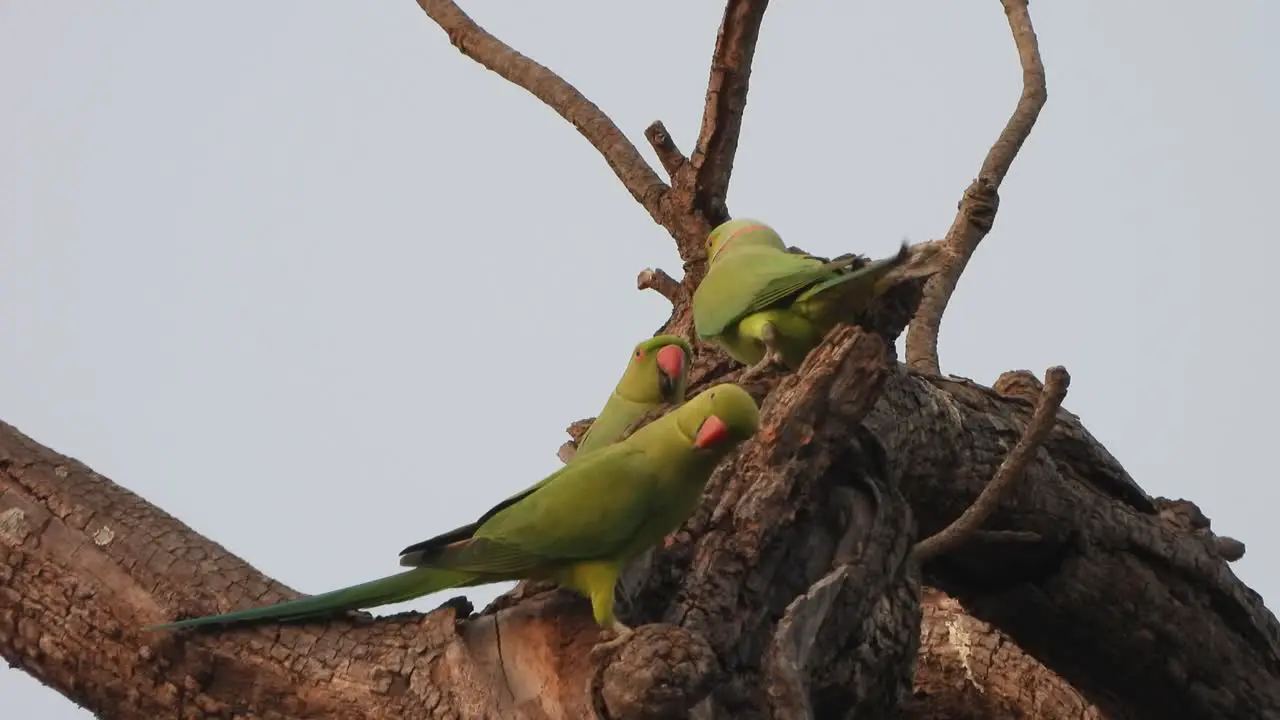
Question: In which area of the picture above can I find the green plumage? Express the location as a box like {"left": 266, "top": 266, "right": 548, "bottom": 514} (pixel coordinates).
{"left": 693, "top": 219, "right": 940, "bottom": 369}
{"left": 573, "top": 335, "right": 692, "bottom": 459}
{"left": 146, "top": 383, "right": 758, "bottom": 632}
{"left": 146, "top": 568, "right": 477, "bottom": 630}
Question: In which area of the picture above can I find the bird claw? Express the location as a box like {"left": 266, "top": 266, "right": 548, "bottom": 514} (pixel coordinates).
{"left": 590, "top": 622, "right": 634, "bottom": 664}
{"left": 738, "top": 321, "right": 787, "bottom": 384}
{"left": 738, "top": 350, "right": 784, "bottom": 385}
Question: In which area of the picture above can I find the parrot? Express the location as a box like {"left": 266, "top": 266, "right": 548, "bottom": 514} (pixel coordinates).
{"left": 692, "top": 218, "right": 944, "bottom": 380}
{"left": 569, "top": 335, "right": 693, "bottom": 461}
{"left": 145, "top": 383, "right": 759, "bottom": 644}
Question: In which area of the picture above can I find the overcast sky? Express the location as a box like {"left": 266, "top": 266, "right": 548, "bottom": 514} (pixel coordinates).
{"left": 3, "top": 2, "right": 1277, "bottom": 716}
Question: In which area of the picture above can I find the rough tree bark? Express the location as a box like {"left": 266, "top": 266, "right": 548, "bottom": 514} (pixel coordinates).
{"left": 3, "top": 1, "right": 1277, "bottom": 719}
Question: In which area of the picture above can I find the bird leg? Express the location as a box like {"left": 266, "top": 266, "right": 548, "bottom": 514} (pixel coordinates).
{"left": 589, "top": 619, "right": 634, "bottom": 663}
{"left": 738, "top": 322, "right": 786, "bottom": 383}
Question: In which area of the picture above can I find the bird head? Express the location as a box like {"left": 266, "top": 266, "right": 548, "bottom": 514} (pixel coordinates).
{"left": 623, "top": 335, "right": 692, "bottom": 404}
{"left": 677, "top": 383, "right": 760, "bottom": 453}
{"left": 705, "top": 218, "right": 786, "bottom": 264}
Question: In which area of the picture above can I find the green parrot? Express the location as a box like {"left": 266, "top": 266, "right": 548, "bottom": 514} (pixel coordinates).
{"left": 145, "top": 383, "right": 759, "bottom": 639}
{"left": 692, "top": 218, "right": 943, "bottom": 379}
{"left": 569, "top": 335, "right": 693, "bottom": 461}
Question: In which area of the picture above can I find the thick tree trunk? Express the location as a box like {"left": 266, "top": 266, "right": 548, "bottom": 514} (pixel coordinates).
{"left": 4, "top": 320, "right": 1276, "bottom": 718}
{"left": 867, "top": 368, "right": 1280, "bottom": 719}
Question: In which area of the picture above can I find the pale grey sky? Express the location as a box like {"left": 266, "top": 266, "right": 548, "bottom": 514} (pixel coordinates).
{"left": 2, "top": 2, "right": 1276, "bottom": 716}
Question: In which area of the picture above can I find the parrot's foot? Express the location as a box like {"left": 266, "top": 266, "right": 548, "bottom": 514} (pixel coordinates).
{"left": 738, "top": 354, "right": 782, "bottom": 384}
{"left": 589, "top": 620, "right": 634, "bottom": 664}
{"left": 738, "top": 322, "right": 786, "bottom": 384}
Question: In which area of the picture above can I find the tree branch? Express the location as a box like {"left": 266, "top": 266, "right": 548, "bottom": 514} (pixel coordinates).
{"left": 914, "top": 365, "right": 1069, "bottom": 561}
{"left": 905, "top": 0, "right": 1048, "bottom": 375}
{"left": 686, "top": 0, "right": 771, "bottom": 227}
{"left": 644, "top": 120, "right": 688, "bottom": 181}
{"left": 0, "top": 420, "right": 733, "bottom": 720}
{"left": 8, "top": 2, "right": 1274, "bottom": 717}
{"left": 414, "top": 0, "right": 711, "bottom": 245}
{"left": 415, "top": 0, "right": 772, "bottom": 293}
{"left": 636, "top": 267, "right": 684, "bottom": 306}
{"left": 7, "top": 346, "right": 1278, "bottom": 718}
{"left": 864, "top": 369, "right": 1280, "bottom": 719}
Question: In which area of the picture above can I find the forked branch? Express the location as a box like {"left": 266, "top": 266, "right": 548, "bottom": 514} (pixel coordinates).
{"left": 414, "top": 0, "right": 682, "bottom": 235}
{"left": 905, "top": 0, "right": 1048, "bottom": 375}
{"left": 913, "top": 365, "right": 1069, "bottom": 561}
{"left": 415, "top": 0, "right": 772, "bottom": 286}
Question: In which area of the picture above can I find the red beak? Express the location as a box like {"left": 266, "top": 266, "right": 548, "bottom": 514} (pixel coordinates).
{"left": 656, "top": 344, "right": 686, "bottom": 383}
{"left": 694, "top": 415, "right": 729, "bottom": 450}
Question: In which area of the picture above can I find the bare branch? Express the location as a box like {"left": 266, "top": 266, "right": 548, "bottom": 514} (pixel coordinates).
{"left": 686, "top": 0, "right": 771, "bottom": 225}
{"left": 914, "top": 365, "right": 1069, "bottom": 562}
{"left": 414, "top": 1, "right": 674, "bottom": 229}
{"left": 636, "top": 267, "right": 684, "bottom": 306}
{"left": 644, "top": 120, "right": 688, "bottom": 181}
{"left": 905, "top": 0, "right": 1048, "bottom": 375}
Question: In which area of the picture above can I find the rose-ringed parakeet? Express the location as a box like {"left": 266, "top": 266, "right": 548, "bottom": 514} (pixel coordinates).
{"left": 692, "top": 218, "right": 942, "bottom": 379}
{"left": 570, "top": 335, "right": 692, "bottom": 461}
{"left": 145, "top": 383, "right": 759, "bottom": 640}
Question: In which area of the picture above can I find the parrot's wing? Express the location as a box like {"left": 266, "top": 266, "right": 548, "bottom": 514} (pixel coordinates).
{"left": 793, "top": 242, "right": 910, "bottom": 305}
{"left": 397, "top": 468, "right": 561, "bottom": 566}
{"left": 411, "top": 446, "right": 658, "bottom": 575}
{"left": 574, "top": 393, "right": 651, "bottom": 459}
{"left": 694, "top": 251, "right": 859, "bottom": 337}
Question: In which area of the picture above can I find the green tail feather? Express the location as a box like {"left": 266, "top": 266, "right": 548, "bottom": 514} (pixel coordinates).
{"left": 798, "top": 243, "right": 910, "bottom": 302}
{"left": 145, "top": 567, "right": 478, "bottom": 631}
{"left": 795, "top": 242, "right": 911, "bottom": 321}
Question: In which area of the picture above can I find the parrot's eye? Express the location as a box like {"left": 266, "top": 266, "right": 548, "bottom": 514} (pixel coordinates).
{"left": 635, "top": 350, "right": 644, "bottom": 359}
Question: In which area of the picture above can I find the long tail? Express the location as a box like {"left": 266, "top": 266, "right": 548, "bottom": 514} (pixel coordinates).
{"left": 144, "top": 567, "right": 479, "bottom": 631}
{"left": 797, "top": 240, "right": 946, "bottom": 320}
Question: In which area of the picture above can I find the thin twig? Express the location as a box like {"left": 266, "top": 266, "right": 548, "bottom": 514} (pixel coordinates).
{"left": 905, "top": 0, "right": 1048, "bottom": 375}
{"left": 636, "top": 268, "right": 684, "bottom": 306}
{"left": 686, "top": 0, "right": 771, "bottom": 226}
{"left": 914, "top": 366, "right": 1069, "bottom": 562}
{"left": 414, "top": 1, "right": 672, "bottom": 228}
{"left": 644, "top": 121, "right": 688, "bottom": 181}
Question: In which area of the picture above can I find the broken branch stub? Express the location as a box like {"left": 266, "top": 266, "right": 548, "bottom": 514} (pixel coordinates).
{"left": 636, "top": 267, "right": 684, "bottom": 307}
{"left": 644, "top": 120, "right": 689, "bottom": 182}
